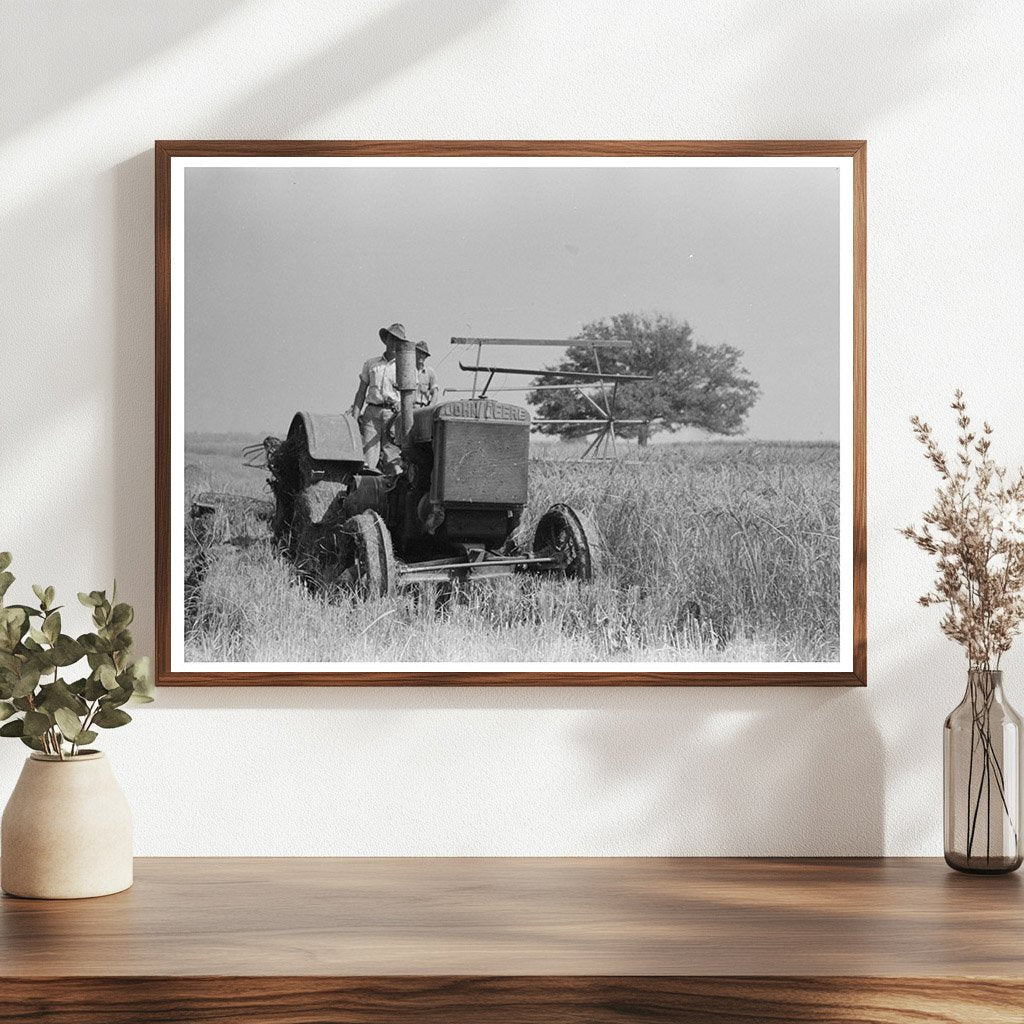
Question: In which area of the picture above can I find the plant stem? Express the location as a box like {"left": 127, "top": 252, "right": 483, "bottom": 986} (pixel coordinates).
{"left": 988, "top": 745, "right": 992, "bottom": 861}
{"left": 966, "top": 679, "right": 978, "bottom": 851}
{"left": 964, "top": 671, "right": 1018, "bottom": 863}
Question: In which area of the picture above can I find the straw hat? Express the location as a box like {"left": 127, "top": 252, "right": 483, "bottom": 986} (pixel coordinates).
{"left": 378, "top": 323, "right": 408, "bottom": 344}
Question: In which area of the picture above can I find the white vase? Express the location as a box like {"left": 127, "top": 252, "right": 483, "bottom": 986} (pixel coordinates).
{"left": 1, "top": 751, "right": 133, "bottom": 899}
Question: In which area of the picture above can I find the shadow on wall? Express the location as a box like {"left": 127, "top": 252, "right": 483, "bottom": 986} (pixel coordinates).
{"left": 572, "top": 687, "right": 884, "bottom": 855}
{"left": 113, "top": 151, "right": 156, "bottom": 662}
{"left": 204, "top": 0, "right": 508, "bottom": 137}
{"left": 0, "top": 1, "right": 244, "bottom": 138}
{"left": 731, "top": 1, "right": 975, "bottom": 134}
{"left": 874, "top": 626, "right": 967, "bottom": 856}
{"left": 147, "top": 681, "right": 886, "bottom": 855}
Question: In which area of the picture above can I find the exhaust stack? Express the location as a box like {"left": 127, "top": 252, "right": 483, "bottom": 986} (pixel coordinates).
{"left": 393, "top": 337, "right": 417, "bottom": 444}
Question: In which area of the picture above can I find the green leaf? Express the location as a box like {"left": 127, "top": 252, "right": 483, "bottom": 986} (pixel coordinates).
{"left": 31, "top": 584, "right": 47, "bottom": 608}
{"left": 79, "top": 635, "right": 112, "bottom": 655}
{"left": 0, "top": 553, "right": 11, "bottom": 573}
{"left": 19, "top": 734, "right": 45, "bottom": 752}
{"left": 54, "top": 707, "right": 84, "bottom": 741}
{"left": 104, "top": 685, "right": 132, "bottom": 708}
{"left": 78, "top": 592, "right": 100, "bottom": 608}
{"left": 83, "top": 675, "right": 108, "bottom": 701}
{"left": 2, "top": 607, "right": 26, "bottom": 628}
{"left": 0, "top": 572, "right": 14, "bottom": 601}
{"left": 0, "top": 719, "right": 24, "bottom": 737}
{"left": 128, "top": 657, "right": 154, "bottom": 700}
{"left": 12, "top": 697, "right": 32, "bottom": 712}
{"left": 74, "top": 730, "right": 97, "bottom": 746}
{"left": 42, "top": 611, "right": 60, "bottom": 643}
{"left": 22, "top": 711, "right": 50, "bottom": 738}
{"left": 7, "top": 604, "right": 42, "bottom": 619}
{"left": 93, "top": 705, "right": 131, "bottom": 729}
{"left": 50, "top": 635, "right": 85, "bottom": 667}
{"left": 28, "top": 627, "right": 49, "bottom": 646}
{"left": 44, "top": 586, "right": 55, "bottom": 609}
{"left": 98, "top": 664, "right": 118, "bottom": 690}
{"left": 0, "top": 607, "right": 27, "bottom": 651}
{"left": 11, "top": 666, "right": 41, "bottom": 699}
{"left": 36, "top": 679, "right": 88, "bottom": 717}
{"left": 0, "top": 701, "right": 16, "bottom": 721}
{"left": 110, "top": 603, "right": 134, "bottom": 629}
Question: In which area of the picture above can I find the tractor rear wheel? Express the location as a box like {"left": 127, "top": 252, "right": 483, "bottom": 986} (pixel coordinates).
{"left": 532, "top": 503, "right": 601, "bottom": 582}
{"left": 343, "top": 511, "right": 396, "bottom": 598}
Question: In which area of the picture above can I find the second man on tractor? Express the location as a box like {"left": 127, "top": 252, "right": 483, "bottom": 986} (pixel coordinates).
{"left": 415, "top": 340, "right": 438, "bottom": 407}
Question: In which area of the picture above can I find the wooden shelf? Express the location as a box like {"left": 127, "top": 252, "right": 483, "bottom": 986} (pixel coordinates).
{"left": 2, "top": 857, "right": 1022, "bottom": 1022}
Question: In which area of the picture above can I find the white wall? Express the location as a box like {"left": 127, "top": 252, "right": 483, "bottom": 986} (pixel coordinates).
{"left": 2, "top": 0, "right": 1022, "bottom": 855}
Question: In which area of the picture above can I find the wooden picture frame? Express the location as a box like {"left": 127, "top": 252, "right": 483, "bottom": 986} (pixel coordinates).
{"left": 156, "top": 140, "right": 866, "bottom": 686}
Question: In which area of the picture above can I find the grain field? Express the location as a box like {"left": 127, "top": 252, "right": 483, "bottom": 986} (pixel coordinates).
{"left": 183, "top": 434, "right": 840, "bottom": 665}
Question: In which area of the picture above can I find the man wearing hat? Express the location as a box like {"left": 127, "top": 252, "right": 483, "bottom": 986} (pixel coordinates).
{"left": 415, "top": 341, "right": 438, "bottom": 407}
{"left": 349, "top": 323, "right": 404, "bottom": 472}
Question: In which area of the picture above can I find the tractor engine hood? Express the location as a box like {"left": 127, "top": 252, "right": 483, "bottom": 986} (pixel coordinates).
{"left": 410, "top": 399, "right": 530, "bottom": 444}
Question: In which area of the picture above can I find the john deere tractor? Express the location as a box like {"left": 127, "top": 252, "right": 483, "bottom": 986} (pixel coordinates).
{"left": 191, "top": 337, "right": 599, "bottom": 597}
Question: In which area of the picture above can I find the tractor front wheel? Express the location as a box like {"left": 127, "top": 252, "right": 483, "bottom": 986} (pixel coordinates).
{"left": 532, "top": 503, "right": 601, "bottom": 582}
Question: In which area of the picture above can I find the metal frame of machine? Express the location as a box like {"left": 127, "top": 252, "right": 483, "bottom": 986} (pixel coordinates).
{"left": 446, "top": 337, "right": 653, "bottom": 459}
{"left": 188, "top": 332, "right": 604, "bottom": 601}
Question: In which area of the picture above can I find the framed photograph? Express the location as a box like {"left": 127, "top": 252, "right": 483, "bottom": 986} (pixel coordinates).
{"left": 156, "top": 141, "right": 865, "bottom": 686}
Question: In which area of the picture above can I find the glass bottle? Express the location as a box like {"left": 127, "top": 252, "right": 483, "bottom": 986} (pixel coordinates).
{"left": 944, "top": 669, "right": 1022, "bottom": 873}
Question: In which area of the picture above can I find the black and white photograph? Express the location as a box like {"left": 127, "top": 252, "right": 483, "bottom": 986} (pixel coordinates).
{"left": 160, "top": 144, "right": 863, "bottom": 683}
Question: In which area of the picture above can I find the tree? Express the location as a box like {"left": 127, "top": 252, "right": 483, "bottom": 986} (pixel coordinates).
{"left": 527, "top": 312, "right": 760, "bottom": 443}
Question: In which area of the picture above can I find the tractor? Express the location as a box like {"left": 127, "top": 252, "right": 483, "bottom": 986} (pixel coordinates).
{"left": 189, "top": 337, "right": 600, "bottom": 597}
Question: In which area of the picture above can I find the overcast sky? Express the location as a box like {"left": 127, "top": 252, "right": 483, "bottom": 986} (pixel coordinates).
{"left": 184, "top": 164, "right": 840, "bottom": 440}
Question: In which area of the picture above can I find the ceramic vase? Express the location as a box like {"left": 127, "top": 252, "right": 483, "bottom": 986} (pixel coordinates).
{"left": 1, "top": 751, "right": 133, "bottom": 898}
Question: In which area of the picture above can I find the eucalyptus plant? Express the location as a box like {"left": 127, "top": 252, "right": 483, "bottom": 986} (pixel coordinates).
{"left": 0, "top": 553, "right": 153, "bottom": 759}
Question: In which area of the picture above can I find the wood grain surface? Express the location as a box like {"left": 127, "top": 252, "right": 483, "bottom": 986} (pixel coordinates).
{"left": 155, "top": 139, "right": 867, "bottom": 688}
{"left": 0, "top": 976, "right": 1022, "bottom": 1024}
{"left": 4, "top": 856, "right": 1022, "bottom": 976}
{"left": 2, "top": 857, "right": 1020, "bottom": 1023}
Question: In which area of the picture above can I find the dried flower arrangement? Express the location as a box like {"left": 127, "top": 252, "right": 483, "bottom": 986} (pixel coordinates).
{"left": 902, "top": 390, "right": 1024, "bottom": 669}
{"left": 903, "top": 390, "right": 1023, "bottom": 870}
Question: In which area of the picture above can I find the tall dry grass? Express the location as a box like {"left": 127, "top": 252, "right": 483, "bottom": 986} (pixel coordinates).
{"left": 183, "top": 434, "right": 839, "bottom": 665}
